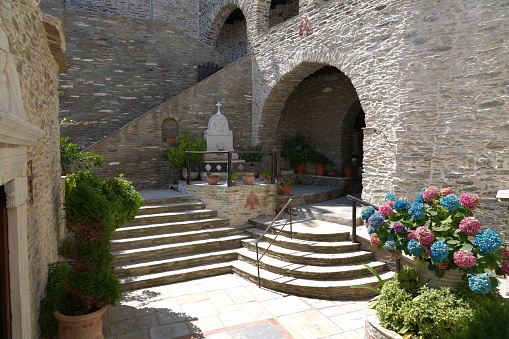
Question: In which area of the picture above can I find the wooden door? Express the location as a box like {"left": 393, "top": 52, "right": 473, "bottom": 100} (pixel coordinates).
{"left": 0, "top": 186, "right": 11, "bottom": 339}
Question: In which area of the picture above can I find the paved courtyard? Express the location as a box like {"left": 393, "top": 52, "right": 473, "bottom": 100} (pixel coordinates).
{"left": 103, "top": 273, "right": 369, "bottom": 339}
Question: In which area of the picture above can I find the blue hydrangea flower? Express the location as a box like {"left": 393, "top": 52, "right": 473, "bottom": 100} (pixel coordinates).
{"left": 414, "top": 193, "right": 425, "bottom": 203}
{"left": 367, "top": 226, "right": 377, "bottom": 235}
{"left": 440, "top": 195, "right": 461, "bottom": 211}
{"left": 393, "top": 198, "right": 411, "bottom": 212}
{"left": 420, "top": 187, "right": 427, "bottom": 193}
{"left": 368, "top": 212, "right": 385, "bottom": 228}
{"left": 385, "top": 193, "right": 396, "bottom": 201}
{"left": 408, "top": 202, "right": 426, "bottom": 220}
{"left": 407, "top": 239, "right": 424, "bottom": 257}
{"left": 384, "top": 240, "right": 397, "bottom": 251}
{"left": 361, "top": 206, "right": 376, "bottom": 220}
{"left": 474, "top": 229, "right": 502, "bottom": 255}
{"left": 468, "top": 274, "right": 491, "bottom": 294}
{"left": 430, "top": 241, "right": 452, "bottom": 264}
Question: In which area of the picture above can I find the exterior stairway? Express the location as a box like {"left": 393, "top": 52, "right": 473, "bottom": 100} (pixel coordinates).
{"left": 112, "top": 195, "right": 250, "bottom": 291}
{"left": 232, "top": 216, "right": 394, "bottom": 300}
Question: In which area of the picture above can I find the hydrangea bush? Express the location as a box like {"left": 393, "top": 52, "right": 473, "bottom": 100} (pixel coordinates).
{"left": 361, "top": 186, "right": 508, "bottom": 294}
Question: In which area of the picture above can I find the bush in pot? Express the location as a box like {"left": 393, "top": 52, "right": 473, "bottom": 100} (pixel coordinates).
{"left": 168, "top": 130, "right": 206, "bottom": 179}
{"left": 260, "top": 171, "right": 272, "bottom": 184}
{"left": 41, "top": 172, "right": 144, "bottom": 338}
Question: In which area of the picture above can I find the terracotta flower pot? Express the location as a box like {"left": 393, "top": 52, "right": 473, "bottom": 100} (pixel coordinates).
{"left": 182, "top": 169, "right": 199, "bottom": 181}
{"left": 344, "top": 167, "right": 355, "bottom": 177}
{"left": 296, "top": 164, "right": 306, "bottom": 174}
{"left": 207, "top": 174, "right": 220, "bottom": 185}
{"left": 315, "top": 163, "right": 325, "bottom": 176}
{"left": 54, "top": 306, "right": 108, "bottom": 339}
{"left": 260, "top": 176, "right": 271, "bottom": 184}
{"left": 279, "top": 184, "right": 292, "bottom": 196}
{"left": 242, "top": 174, "right": 255, "bottom": 185}
{"left": 165, "top": 137, "right": 176, "bottom": 143}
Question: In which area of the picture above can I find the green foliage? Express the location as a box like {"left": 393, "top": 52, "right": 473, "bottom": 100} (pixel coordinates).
{"left": 351, "top": 264, "right": 385, "bottom": 295}
{"left": 449, "top": 297, "right": 509, "bottom": 339}
{"left": 260, "top": 171, "right": 272, "bottom": 177}
{"left": 279, "top": 177, "right": 294, "bottom": 185}
{"left": 60, "top": 136, "right": 103, "bottom": 175}
{"left": 310, "top": 150, "right": 330, "bottom": 164}
{"left": 239, "top": 143, "right": 264, "bottom": 162}
{"left": 167, "top": 130, "right": 206, "bottom": 169}
{"left": 342, "top": 160, "right": 357, "bottom": 168}
{"left": 230, "top": 172, "right": 238, "bottom": 180}
{"left": 39, "top": 262, "right": 71, "bottom": 338}
{"left": 55, "top": 172, "right": 144, "bottom": 316}
{"left": 281, "top": 136, "right": 313, "bottom": 168}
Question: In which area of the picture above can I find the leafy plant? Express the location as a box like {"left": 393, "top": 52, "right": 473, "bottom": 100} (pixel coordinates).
{"left": 56, "top": 172, "right": 144, "bottom": 316}
{"left": 342, "top": 160, "right": 356, "bottom": 168}
{"left": 167, "top": 130, "right": 206, "bottom": 169}
{"left": 60, "top": 136, "right": 103, "bottom": 175}
{"left": 281, "top": 136, "right": 313, "bottom": 168}
{"left": 239, "top": 144, "right": 263, "bottom": 162}
{"left": 207, "top": 172, "right": 219, "bottom": 176}
{"left": 260, "top": 171, "right": 272, "bottom": 177}
{"left": 350, "top": 264, "right": 385, "bottom": 295}
{"left": 310, "top": 150, "right": 330, "bottom": 164}
{"left": 279, "top": 177, "right": 294, "bottom": 185}
{"left": 230, "top": 172, "right": 238, "bottom": 180}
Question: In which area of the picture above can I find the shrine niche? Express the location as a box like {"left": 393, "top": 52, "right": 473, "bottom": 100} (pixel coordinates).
{"left": 162, "top": 118, "right": 178, "bottom": 143}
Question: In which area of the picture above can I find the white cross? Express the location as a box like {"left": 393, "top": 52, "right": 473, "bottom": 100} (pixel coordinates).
{"left": 215, "top": 101, "right": 222, "bottom": 113}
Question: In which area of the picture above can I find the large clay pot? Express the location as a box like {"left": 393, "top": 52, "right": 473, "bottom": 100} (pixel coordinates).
{"left": 279, "top": 184, "right": 292, "bottom": 196}
{"left": 296, "top": 164, "right": 306, "bottom": 174}
{"left": 343, "top": 167, "right": 355, "bottom": 177}
{"left": 315, "top": 163, "right": 325, "bottom": 176}
{"left": 242, "top": 174, "right": 255, "bottom": 185}
{"left": 415, "top": 261, "right": 464, "bottom": 290}
{"left": 206, "top": 174, "right": 220, "bottom": 185}
{"left": 54, "top": 306, "right": 108, "bottom": 339}
{"left": 182, "top": 169, "right": 199, "bottom": 181}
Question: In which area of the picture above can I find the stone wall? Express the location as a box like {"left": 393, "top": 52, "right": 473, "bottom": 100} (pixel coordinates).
{"left": 64, "top": 0, "right": 200, "bottom": 38}
{"left": 179, "top": 183, "right": 277, "bottom": 225}
{"left": 43, "top": 7, "right": 230, "bottom": 149}
{"left": 1, "top": 1, "right": 65, "bottom": 337}
{"left": 87, "top": 55, "right": 253, "bottom": 189}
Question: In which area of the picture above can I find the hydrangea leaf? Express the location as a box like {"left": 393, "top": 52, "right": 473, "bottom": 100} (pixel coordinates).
{"left": 461, "top": 243, "right": 473, "bottom": 252}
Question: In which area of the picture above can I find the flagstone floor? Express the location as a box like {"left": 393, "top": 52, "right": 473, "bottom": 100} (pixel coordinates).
{"left": 103, "top": 273, "right": 370, "bottom": 339}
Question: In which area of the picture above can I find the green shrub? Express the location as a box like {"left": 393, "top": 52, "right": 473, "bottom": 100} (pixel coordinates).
{"left": 395, "top": 265, "right": 421, "bottom": 297}
{"left": 167, "top": 130, "right": 206, "bottom": 169}
{"left": 60, "top": 136, "right": 103, "bottom": 175}
{"left": 239, "top": 143, "right": 263, "bottom": 162}
{"left": 376, "top": 279, "right": 410, "bottom": 329}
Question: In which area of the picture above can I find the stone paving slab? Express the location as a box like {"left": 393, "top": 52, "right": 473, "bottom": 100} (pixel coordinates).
{"left": 103, "top": 273, "right": 370, "bottom": 339}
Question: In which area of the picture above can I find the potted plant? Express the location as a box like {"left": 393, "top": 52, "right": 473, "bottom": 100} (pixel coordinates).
{"left": 42, "top": 172, "right": 144, "bottom": 338}
{"left": 260, "top": 171, "right": 272, "bottom": 184}
{"left": 311, "top": 151, "right": 330, "bottom": 176}
{"left": 167, "top": 130, "right": 206, "bottom": 180}
{"left": 230, "top": 172, "right": 238, "bottom": 186}
{"left": 343, "top": 161, "right": 356, "bottom": 177}
{"left": 279, "top": 177, "right": 294, "bottom": 196}
{"left": 206, "top": 172, "right": 220, "bottom": 185}
{"left": 242, "top": 172, "right": 255, "bottom": 185}
{"left": 281, "top": 136, "right": 312, "bottom": 174}
{"left": 361, "top": 186, "right": 508, "bottom": 293}
{"left": 325, "top": 163, "right": 335, "bottom": 176}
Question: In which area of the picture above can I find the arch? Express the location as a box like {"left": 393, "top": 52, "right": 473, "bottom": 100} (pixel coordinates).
{"left": 216, "top": 8, "right": 248, "bottom": 61}
{"left": 161, "top": 118, "right": 179, "bottom": 142}
{"left": 269, "top": 0, "right": 299, "bottom": 28}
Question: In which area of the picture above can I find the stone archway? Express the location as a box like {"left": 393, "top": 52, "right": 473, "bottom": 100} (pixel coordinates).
{"left": 269, "top": 0, "right": 299, "bottom": 28}
{"left": 216, "top": 8, "right": 248, "bottom": 61}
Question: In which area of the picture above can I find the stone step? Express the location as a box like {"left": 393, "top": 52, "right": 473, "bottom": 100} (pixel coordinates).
{"left": 125, "top": 209, "right": 218, "bottom": 226}
{"left": 242, "top": 239, "right": 373, "bottom": 266}
{"left": 232, "top": 260, "right": 394, "bottom": 300}
{"left": 113, "top": 217, "right": 230, "bottom": 239}
{"left": 248, "top": 215, "right": 351, "bottom": 241}
{"left": 237, "top": 248, "right": 386, "bottom": 280}
{"left": 119, "top": 262, "right": 232, "bottom": 292}
{"left": 245, "top": 227, "right": 360, "bottom": 254}
{"left": 111, "top": 225, "right": 251, "bottom": 251}
{"left": 143, "top": 195, "right": 194, "bottom": 206}
{"left": 136, "top": 201, "right": 206, "bottom": 215}
{"left": 113, "top": 234, "right": 249, "bottom": 266}
{"left": 115, "top": 249, "right": 239, "bottom": 278}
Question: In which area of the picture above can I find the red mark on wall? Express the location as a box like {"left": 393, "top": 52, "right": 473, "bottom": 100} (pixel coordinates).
{"left": 245, "top": 191, "right": 261, "bottom": 210}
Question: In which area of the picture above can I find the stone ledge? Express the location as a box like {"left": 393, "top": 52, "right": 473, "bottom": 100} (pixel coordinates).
{"left": 365, "top": 309, "right": 402, "bottom": 339}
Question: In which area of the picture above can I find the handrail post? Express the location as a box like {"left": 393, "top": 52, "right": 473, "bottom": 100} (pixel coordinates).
{"left": 289, "top": 200, "right": 292, "bottom": 239}
{"left": 396, "top": 258, "right": 401, "bottom": 273}
{"left": 352, "top": 199, "right": 357, "bottom": 243}
{"left": 227, "top": 151, "right": 232, "bottom": 187}
{"left": 256, "top": 243, "right": 261, "bottom": 287}
{"left": 186, "top": 152, "right": 191, "bottom": 185}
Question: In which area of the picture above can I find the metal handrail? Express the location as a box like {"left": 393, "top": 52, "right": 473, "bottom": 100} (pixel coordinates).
{"left": 346, "top": 194, "right": 400, "bottom": 272}
{"left": 255, "top": 199, "right": 293, "bottom": 287}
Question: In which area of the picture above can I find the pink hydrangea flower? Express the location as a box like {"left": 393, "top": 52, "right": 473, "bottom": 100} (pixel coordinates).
{"left": 501, "top": 246, "right": 509, "bottom": 259}
{"left": 414, "top": 226, "right": 435, "bottom": 245}
{"left": 390, "top": 250, "right": 402, "bottom": 259}
{"left": 393, "top": 222, "right": 405, "bottom": 233}
{"left": 501, "top": 260, "right": 509, "bottom": 274}
{"left": 460, "top": 193, "right": 480, "bottom": 209}
{"left": 440, "top": 187, "right": 453, "bottom": 197}
{"left": 423, "top": 186, "right": 439, "bottom": 201}
{"left": 378, "top": 205, "right": 393, "bottom": 216}
{"left": 458, "top": 217, "right": 481, "bottom": 235}
{"left": 436, "top": 261, "right": 449, "bottom": 269}
{"left": 385, "top": 199, "right": 394, "bottom": 206}
{"left": 370, "top": 234, "right": 380, "bottom": 247}
{"left": 453, "top": 250, "right": 477, "bottom": 268}
{"left": 423, "top": 245, "right": 432, "bottom": 255}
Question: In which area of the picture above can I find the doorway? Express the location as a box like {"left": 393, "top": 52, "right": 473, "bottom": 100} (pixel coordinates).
{"left": 0, "top": 186, "right": 11, "bottom": 339}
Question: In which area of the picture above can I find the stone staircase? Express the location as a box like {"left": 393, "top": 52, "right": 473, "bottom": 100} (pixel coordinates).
{"left": 112, "top": 195, "right": 250, "bottom": 291}
{"left": 112, "top": 193, "right": 393, "bottom": 299}
{"left": 232, "top": 216, "right": 394, "bottom": 299}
